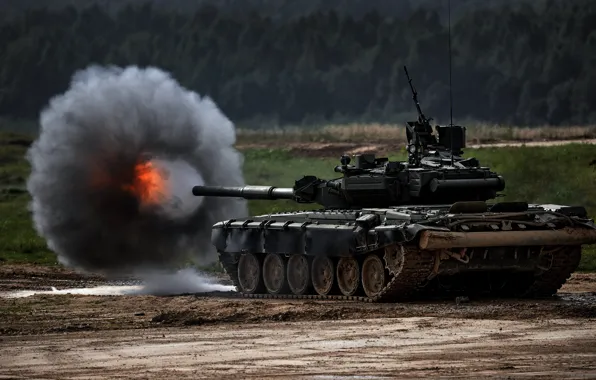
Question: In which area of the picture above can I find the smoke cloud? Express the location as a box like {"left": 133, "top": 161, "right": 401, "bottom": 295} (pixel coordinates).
{"left": 26, "top": 65, "right": 248, "bottom": 280}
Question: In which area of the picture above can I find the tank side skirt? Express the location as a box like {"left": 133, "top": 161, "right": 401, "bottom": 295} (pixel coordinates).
{"left": 212, "top": 221, "right": 594, "bottom": 256}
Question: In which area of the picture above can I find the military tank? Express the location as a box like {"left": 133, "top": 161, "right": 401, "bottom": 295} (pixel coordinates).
{"left": 192, "top": 67, "right": 596, "bottom": 302}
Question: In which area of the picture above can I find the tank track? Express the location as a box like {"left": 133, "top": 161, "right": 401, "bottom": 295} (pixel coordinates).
{"left": 218, "top": 244, "right": 581, "bottom": 302}
{"left": 519, "top": 245, "right": 581, "bottom": 298}
{"left": 418, "top": 245, "right": 582, "bottom": 299}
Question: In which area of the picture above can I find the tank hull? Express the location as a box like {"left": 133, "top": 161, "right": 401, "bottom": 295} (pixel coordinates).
{"left": 213, "top": 202, "right": 595, "bottom": 302}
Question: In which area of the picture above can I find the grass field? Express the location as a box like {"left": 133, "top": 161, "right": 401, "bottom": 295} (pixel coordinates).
{"left": 1, "top": 130, "right": 595, "bottom": 271}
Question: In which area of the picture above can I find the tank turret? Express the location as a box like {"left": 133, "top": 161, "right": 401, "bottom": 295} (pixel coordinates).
{"left": 192, "top": 149, "right": 505, "bottom": 208}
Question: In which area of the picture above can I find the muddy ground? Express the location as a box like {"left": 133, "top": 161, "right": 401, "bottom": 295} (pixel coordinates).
{"left": 1, "top": 264, "right": 595, "bottom": 379}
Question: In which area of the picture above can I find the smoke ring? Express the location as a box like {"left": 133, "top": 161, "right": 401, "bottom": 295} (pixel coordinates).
{"left": 26, "top": 65, "right": 248, "bottom": 276}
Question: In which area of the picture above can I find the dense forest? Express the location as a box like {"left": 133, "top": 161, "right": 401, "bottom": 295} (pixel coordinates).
{"left": 1, "top": 0, "right": 595, "bottom": 128}
{"left": 0, "top": 0, "right": 547, "bottom": 23}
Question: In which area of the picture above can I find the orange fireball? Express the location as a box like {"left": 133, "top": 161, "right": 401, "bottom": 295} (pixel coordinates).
{"left": 122, "top": 161, "right": 167, "bottom": 205}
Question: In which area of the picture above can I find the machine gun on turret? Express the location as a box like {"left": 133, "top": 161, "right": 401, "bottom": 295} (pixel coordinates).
{"left": 403, "top": 66, "right": 467, "bottom": 167}
{"left": 404, "top": 65, "right": 437, "bottom": 166}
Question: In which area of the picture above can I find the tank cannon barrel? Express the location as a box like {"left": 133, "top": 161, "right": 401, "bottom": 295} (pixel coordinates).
{"left": 192, "top": 185, "right": 295, "bottom": 200}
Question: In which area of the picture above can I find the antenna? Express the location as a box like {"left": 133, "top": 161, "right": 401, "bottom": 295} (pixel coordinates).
{"left": 448, "top": 0, "right": 454, "bottom": 166}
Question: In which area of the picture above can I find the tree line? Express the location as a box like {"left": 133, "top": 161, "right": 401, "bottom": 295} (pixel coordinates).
{"left": 1, "top": 0, "right": 595, "bottom": 128}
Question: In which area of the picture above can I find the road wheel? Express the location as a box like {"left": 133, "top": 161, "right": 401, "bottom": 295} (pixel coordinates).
{"left": 337, "top": 257, "right": 361, "bottom": 296}
{"left": 361, "top": 254, "right": 388, "bottom": 298}
{"left": 311, "top": 256, "right": 335, "bottom": 296}
{"left": 287, "top": 254, "right": 311, "bottom": 295}
{"left": 237, "top": 253, "right": 264, "bottom": 294}
{"left": 263, "top": 253, "right": 289, "bottom": 294}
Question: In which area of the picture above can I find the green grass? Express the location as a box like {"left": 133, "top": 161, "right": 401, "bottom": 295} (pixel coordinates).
{"left": 1, "top": 131, "right": 595, "bottom": 271}
{"left": 0, "top": 193, "right": 59, "bottom": 266}
{"left": 0, "top": 132, "right": 59, "bottom": 265}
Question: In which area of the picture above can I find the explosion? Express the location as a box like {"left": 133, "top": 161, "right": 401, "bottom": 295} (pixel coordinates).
{"left": 123, "top": 161, "right": 166, "bottom": 206}
{"left": 26, "top": 65, "right": 248, "bottom": 285}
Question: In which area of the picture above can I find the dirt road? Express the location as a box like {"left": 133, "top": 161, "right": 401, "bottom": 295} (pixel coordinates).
{"left": 1, "top": 316, "right": 596, "bottom": 379}
{"left": 236, "top": 138, "right": 596, "bottom": 157}
{"left": 1, "top": 265, "right": 595, "bottom": 379}
{"left": 468, "top": 138, "right": 596, "bottom": 149}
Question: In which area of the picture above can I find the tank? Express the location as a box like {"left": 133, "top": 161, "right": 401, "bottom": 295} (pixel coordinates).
{"left": 192, "top": 67, "right": 596, "bottom": 302}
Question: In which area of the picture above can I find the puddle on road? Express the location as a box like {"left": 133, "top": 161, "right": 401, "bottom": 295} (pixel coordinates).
{"left": 1, "top": 285, "right": 144, "bottom": 298}
{"left": 0, "top": 268, "right": 237, "bottom": 298}
{"left": 0, "top": 283, "right": 236, "bottom": 298}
